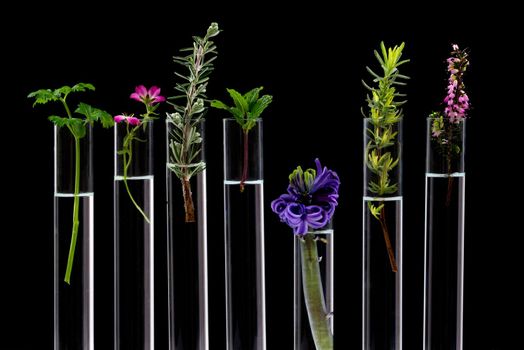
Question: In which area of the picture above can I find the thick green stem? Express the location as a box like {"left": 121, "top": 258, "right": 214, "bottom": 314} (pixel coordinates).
{"left": 301, "top": 234, "right": 333, "bottom": 350}
{"left": 64, "top": 137, "right": 81, "bottom": 284}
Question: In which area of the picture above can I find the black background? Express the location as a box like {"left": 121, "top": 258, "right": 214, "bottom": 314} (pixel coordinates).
{"left": 2, "top": 3, "right": 520, "bottom": 349}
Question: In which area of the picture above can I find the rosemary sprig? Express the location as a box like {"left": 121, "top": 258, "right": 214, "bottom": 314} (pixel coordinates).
{"left": 167, "top": 23, "right": 220, "bottom": 222}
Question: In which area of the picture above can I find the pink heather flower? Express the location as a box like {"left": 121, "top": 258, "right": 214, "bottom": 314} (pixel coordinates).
{"left": 130, "top": 85, "right": 166, "bottom": 105}
{"left": 442, "top": 45, "right": 469, "bottom": 124}
{"left": 114, "top": 115, "right": 141, "bottom": 126}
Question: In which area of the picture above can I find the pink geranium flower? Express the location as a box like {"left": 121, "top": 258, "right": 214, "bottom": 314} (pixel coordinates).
{"left": 130, "top": 85, "right": 166, "bottom": 105}
{"left": 114, "top": 114, "right": 141, "bottom": 126}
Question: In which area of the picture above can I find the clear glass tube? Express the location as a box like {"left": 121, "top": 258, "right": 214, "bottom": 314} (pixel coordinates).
{"left": 54, "top": 125, "right": 94, "bottom": 350}
{"left": 166, "top": 119, "right": 208, "bottom": 350}
{"left": 223, "top": 119, "right": 266, "bottom": 350}
{"left": 423, "top": 118, "right": 466, "bottom": 350}
{"left": 294, "top": 223, "right": 334, "bottom": 350}
{"left": 362, "top": 118, "right": 403, "bottom": 350}
{"left": 114, "top": 120, "right": 154, "bottom": 350}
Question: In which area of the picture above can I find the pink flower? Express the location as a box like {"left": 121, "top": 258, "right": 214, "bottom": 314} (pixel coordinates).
{"left": 114, "top": 115, "right": 141, "bottom": 126}
{"left": 130, "top": 85, "right": 166, "bottom": 105}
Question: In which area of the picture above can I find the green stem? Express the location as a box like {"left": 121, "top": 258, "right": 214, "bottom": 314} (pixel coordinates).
{"left": 64, "top": 136, "right": 80, "bottom": 284}
{"left": 301, "top": 234, "right": 333, "bottom": 350}
{"left": 122, "top": 133, "right": 150, "bottom": 223}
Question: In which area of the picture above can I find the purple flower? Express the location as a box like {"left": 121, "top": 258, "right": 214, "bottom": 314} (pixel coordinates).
{"left": 130, "top": 85, "right": 166, "bottom": 105}
{"left": 114, "top": 114, "right": 140, "bottom": 126}
{"left": 271, "top": 159, "right": 340, "bottom": 236}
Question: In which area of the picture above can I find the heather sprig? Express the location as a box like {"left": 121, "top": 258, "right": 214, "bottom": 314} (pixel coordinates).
{"left": 431, "top": 44, "right": 470, "bottom": 144}
{"left": 430, "top": 44, "right": 470, "bottom": 206}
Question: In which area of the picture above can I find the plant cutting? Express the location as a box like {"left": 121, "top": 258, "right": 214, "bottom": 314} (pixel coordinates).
{"left": 212, "top": 87, "right": 272, "bottom": 191}
{"left": 28, "top": 83, "right": 112, "bottom": 284}
{"left": 429, "top": 44, "right": 470, "bottom": 205}
{"left": 271, "top": 159, "right": 340, "bottom": 350}
{"left": 362, "top": 42, "right": 409, "bottom": 272}
{"left": 114, "top": 85, "right": 165, "bottom": 222}
{"left": 167, "top": 22, "right": 220, "bottom": 222}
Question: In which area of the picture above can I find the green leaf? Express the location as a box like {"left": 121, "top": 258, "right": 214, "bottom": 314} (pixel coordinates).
{"left": 366, "top": 66, "right": 382, "bottom": 81}
{"left": 28, "top": 83, "right": 96, "bottom": 107}
{"left": 70, "top": 119, "right": 86, "bottom": 138}
{"left": 227, "top": 88, "right": 248, "bottom": 115}
{"left": 368, "top": 202, "right": 384, "bottom": 220}
{"left": 27, "top": 89, "right": 58, "bottom": 106}
{"left": 249, "top": 94, "right": 273, "bottom": 119}
{"left": 53, "top": 86, "right": 71, "bottom": 98}
{"left": 210, "top": 100, "right": 230, "bottom": 110}
{"left": 229, "top": 107, "right": 244, "bottom": 122}
{"left": 71, "top": 83, "right": 95, "bottom": 92}
{"left": 244, "top": 87, "right": 263, "bottom": 107}
{"left": 75, "top": 102, "right": 113, "bottom": 128}
{"left": 48, "top": 115, "right": 69, "bottom": 127}
{"left": 212, "top": 87, "right": 272, "bottom": 129}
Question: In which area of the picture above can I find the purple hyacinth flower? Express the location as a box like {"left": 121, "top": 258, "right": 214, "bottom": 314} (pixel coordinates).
{"left": 270, "top": 159, "right": 340, "bottom": 235}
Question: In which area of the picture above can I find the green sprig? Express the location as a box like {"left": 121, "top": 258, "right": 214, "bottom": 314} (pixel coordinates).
{"left": 167, "top": 22, "right": 220, "bottom": 222}
{"left": 362, "top": 42, "right": 409, "bottom": 273}
{"left": 28, "top": 83, "right": 112, "bottom": 284}
{"left": 211, "top": 86, "right": 272, "bottom": 192}
{"left": 211, "top": 87, "right": 272, "bottom": 131}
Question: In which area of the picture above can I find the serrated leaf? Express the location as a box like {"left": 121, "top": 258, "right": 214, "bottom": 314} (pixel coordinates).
{"left": 71, "top": 83, "right": 95, "bottom": 92}
{"left": 48, "top": 115, "right": 69, "bottom": 127}
{"left": 54, "top": 86, "right": 71, "bottom": 98}
{"left": 28, "top": 89, "right": 58, "bottom": 106}
{"left": 75, "top": 102, "right": 113, "bottom": 128}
